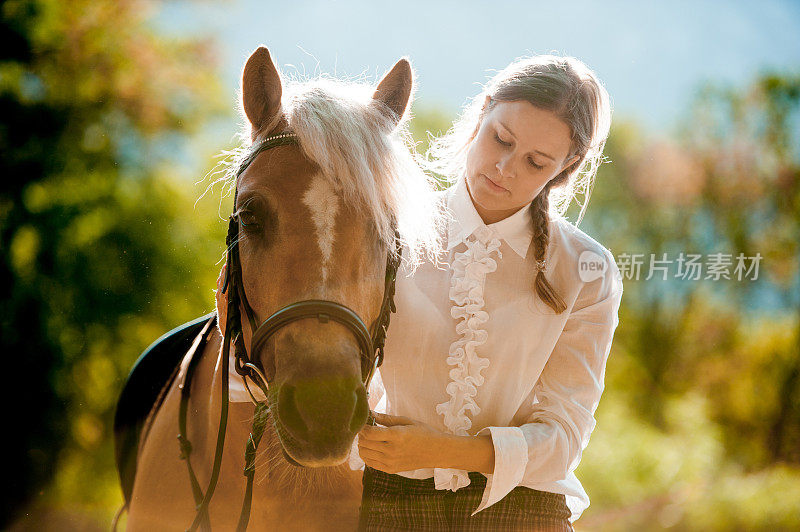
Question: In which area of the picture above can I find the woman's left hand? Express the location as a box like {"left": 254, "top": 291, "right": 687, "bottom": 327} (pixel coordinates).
{"left": 357, "top": 412, "right": 454, "bottom": 474}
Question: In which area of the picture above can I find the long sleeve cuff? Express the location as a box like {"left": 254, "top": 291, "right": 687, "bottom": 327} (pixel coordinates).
{"left": 433, "top": 468, "right": 471, "bottom": 491}
{"left": 348, "top": 433, "right": 365, "bottom": 471}
{"left": 471, "top": 426, "right": 528, "bottom": 515}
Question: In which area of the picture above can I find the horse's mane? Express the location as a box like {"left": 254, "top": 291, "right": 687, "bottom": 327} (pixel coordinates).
{"left": 219, "top": 76, "right": 445, "bottom": 266}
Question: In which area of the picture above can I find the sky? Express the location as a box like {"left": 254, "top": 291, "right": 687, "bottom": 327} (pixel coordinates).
{"left": 155, "top": 0, "right": 800, "bottom": 134}
{"left": 149, "top": 0, "right": 798, "bottom": 312}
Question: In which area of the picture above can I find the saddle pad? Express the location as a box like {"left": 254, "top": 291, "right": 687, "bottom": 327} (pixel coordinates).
{"left": 113, "top": 312, "right": 217, "bottom": 505}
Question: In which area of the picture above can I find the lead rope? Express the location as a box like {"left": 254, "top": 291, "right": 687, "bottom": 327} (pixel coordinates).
{"left": 236, "top": 401, "right": 269, "bottom": 531}
{"left": 178, "top": 220, "right": 239, "bottom": 532}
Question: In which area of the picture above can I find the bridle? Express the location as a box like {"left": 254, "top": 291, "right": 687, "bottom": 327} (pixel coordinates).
{"left": 176, "top": 132, "right": 402, "bottom": 532}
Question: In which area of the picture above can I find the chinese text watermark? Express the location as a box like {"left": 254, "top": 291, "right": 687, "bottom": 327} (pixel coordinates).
{"left": 578, "top": 252, "right": 762, "bottom": 282}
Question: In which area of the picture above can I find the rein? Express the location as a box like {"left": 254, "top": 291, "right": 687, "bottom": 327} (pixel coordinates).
{"left": 176, "top": 132, "right": 402, "bottom": 531}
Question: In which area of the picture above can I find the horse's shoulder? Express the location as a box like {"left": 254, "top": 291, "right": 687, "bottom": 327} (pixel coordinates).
{"left": 114, "top": 312, "right": 217, "bottom": 505}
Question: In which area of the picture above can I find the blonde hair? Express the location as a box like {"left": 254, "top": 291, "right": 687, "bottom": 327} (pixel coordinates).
{"left": 428, "top": 54, "right": 612, "bottom": 313}
{"left": 221, "top": 76, "right": 445, "bottom": 267}
{"left": 282, "top": 79, "right": 444, "bottom": 267}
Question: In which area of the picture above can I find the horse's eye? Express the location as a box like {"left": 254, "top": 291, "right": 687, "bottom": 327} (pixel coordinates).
{"left": 238, "top": 209, "right": 260, "bottom": 229}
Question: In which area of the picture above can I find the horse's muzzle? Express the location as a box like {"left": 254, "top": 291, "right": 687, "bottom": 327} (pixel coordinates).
{"left": 273, "top": 373, "right": 368, "bottom": 464}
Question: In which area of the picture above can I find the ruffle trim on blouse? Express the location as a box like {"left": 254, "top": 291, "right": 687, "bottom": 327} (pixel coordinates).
{"left": 436, "top": 227, "right": 502, "bottom": 438}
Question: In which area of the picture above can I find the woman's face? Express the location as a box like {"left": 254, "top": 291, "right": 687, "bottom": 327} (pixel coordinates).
{"left": 464, "top": 100, "right": 578, "bottom": 224}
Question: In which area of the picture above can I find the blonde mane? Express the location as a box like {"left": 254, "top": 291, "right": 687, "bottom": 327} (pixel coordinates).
{"left": 222, "top": 76, "right": 444, "bottom": 266}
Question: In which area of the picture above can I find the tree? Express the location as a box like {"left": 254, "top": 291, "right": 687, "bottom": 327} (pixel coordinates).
{"left": 0, "top": 0, "right": 226, "bottom": 524}
{"left": 581, "top": 71, "right": 800, "bottom": 465}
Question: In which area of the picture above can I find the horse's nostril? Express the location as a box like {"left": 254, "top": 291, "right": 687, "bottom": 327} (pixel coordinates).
{"left": 277, "top": 384, "right": 309, "bottom": 440}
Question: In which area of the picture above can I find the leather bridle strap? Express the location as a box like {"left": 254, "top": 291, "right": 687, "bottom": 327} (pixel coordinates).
{"left": 179, "top": 133, "right": 299, "bottom": 532}
{"left": 249, "top": 300, "right": 373, "bottom": 381}
{"left": 177, "top": 131, "right": 403, "bottom": 532}
{"left": 176, "top": 316, "right": 217, "bottom": 530}
{"left": 365, "top": 232, "right": 402, "bottom": 388}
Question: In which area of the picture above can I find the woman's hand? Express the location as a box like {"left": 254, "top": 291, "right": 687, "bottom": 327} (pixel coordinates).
{"left": 357, "top": 412, "right": 456, "bottom": 474}
{"left": 358, "top": 411, "right": 496, "bottom": 474}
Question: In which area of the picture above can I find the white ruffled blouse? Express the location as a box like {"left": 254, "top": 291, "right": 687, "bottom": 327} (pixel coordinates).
{"left": 349, "top": 176, "right": 623, "bottom": 523}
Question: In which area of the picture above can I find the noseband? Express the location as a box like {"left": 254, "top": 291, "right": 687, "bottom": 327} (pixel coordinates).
{"left": 177, "top": 132, "right": 402, "bottom": 531}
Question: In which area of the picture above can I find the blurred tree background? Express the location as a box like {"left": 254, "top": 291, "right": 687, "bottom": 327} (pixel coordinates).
{"left": 1, "top": 0, "right": 226, "bottom": 528}
{"left": 1, "top": 0, "right": 798, "bottom": 530}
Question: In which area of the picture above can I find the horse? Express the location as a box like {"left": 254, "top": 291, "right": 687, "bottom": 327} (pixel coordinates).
{"left": 114, "top": 46, "right": 442, "bottom": 531}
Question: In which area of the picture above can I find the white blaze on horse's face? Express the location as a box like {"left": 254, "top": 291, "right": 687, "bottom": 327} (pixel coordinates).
{"left": 301, "top": 173, "right": 340, "bottom": 285}
{"left": 230, "top": 46, "right": 420, "bottom": 466}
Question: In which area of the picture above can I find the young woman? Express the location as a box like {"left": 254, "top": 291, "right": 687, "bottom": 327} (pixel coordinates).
{"left": 353, "top": 55, "right": 622, "bottom": 531}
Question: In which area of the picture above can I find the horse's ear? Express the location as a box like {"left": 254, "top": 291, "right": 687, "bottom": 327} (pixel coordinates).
{"left": 372, "top": 58, "right": 413, "bottom": 128}
{"left": 242, "top": 46, "right": 283, "bottom": 133}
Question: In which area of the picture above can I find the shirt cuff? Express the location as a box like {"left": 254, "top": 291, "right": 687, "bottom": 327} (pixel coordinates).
{"left": 433, "top": 468, "right": 471, "bottom": 491}
{"left": 471, "top": 426, "right": 528, "bottom": 515}
{"left": 348, "top": 433, "right": 365, "bottom": 471}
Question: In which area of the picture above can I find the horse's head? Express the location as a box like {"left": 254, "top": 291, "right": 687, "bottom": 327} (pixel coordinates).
{"left": 220, "top": 47, "right": 440, "bottom": 467}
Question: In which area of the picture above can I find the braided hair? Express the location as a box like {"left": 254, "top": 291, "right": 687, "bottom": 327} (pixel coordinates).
{"left": 428, "top": 55, "right": 611, "bottom": 313}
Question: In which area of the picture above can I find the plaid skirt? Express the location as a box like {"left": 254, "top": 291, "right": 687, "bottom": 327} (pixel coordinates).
{"left": 358, "top": 467, "right": 574, "bottom": 531}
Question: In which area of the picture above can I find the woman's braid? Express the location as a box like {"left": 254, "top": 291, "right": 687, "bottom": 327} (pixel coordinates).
{"left": 531, "top": 184, "right": 567, "bottom": 313}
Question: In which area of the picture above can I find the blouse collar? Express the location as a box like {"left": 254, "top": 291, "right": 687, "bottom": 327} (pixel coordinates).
{"left": 446, "top": 177, "right": 534, "bottom": 258}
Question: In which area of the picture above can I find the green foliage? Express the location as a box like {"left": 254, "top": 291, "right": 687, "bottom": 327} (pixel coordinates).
{"left": 0, "top": 0, "right": 228, "bottom": 526}
{"left": 407, "top": 101, "right": 453, "bottom": 189}
{"left": 408, "top": 102, "right": 453, "bottom": 156}
{"left": 578, "top": 386, "right": 800, "bottom": 530}
{"left": 570, "top": 70, "right": 800, "bottom": 529}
